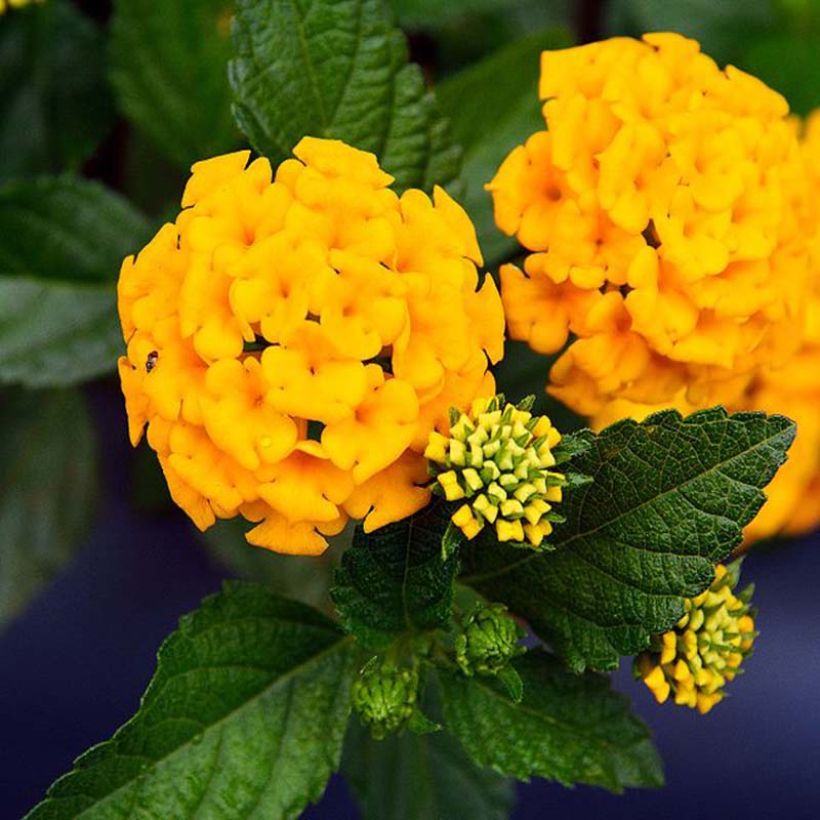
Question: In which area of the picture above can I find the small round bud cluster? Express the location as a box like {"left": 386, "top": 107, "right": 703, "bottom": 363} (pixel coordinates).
{"left": 424, "top": 395, "right": 565, "bottom": 548}
{"left": 636, "top": 563, "right": 756, "bottom": 715}
{"left": 455, "top": 603, "right": 525, "bottom": 677}
{"left": 351, "top": 659, "right": 419, "bottom": 740}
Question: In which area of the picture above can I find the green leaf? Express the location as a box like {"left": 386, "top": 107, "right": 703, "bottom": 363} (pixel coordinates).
{"left": 462, "top": 408, "right": 796, "bottom": 671}
{"left": 437, "top": 28, "right": 573, "bottom": 266}
{"left": 0, "top": 387, "right": 96, "bottom": 631}
{"left": 229, "top": 0, "right": 461, "bottom": 191}
{"left": 110, "top": 0, "right": 239, "bottom": 168}
{"left": 439, "top": 651, "right": 664, "bottom": 791}
{"left": 0, "top": 1, "right": 113, "bottom": 184}
{"left": 0, "top": 176, "right": 151, "bottom": 386}
{"left": 26, "top": 583, "right": 357, "bottom": 820}
{"left": 332, "top": 499, "right": 459, "bottom": 649}
{"left": 342, "top": 717, "right": 515, "bottom": 820}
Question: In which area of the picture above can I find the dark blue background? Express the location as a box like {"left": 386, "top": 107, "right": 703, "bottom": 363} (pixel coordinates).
{"left": 2, "top": 388, "right": 819, "bottom": 819}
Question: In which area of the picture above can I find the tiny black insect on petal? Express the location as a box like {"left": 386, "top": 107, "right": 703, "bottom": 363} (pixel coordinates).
{"left": 146, "top": 351, "right": 159, "bottom": 373}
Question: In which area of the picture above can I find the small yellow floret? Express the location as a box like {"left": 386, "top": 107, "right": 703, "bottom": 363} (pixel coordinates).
{"left": 636, "top": 563, "right": 756, "bottom": 714}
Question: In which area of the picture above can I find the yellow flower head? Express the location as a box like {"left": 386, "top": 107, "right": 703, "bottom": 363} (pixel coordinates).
{"left": 118, "top": 138, "right": 504, "bottom": 555}
{"left": 489, "top": 33, "right": 809, "bottom": 416}
{"left": 0, "top": 0, "right": 43, "bottom": 12}
{"left": 738, "top": 109, "right": 820, "bottom": 542}
{"left": 590, "top": 109, "right": 820, "bottom": 546}
{"left": 425, "top": 395, "right": 565, "bottom": 548}
{"left": 636, "top": 563, "right": 756, "bottom": 715}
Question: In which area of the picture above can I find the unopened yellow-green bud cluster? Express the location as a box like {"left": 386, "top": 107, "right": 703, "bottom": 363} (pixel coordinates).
{"left": 636, "top": 563, "right": 756, "bottom": 715}
{"left": 424, "top": 396, "right": 564, "bottom": 548}
{"left": 351, "top": 659, "right": 418, "bottom": 740}
{"left": 455, "top": 603, "right": 525, "bottom": 677}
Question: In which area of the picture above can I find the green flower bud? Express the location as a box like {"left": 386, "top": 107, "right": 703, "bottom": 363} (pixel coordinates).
{"left": 455, "top": 603, "right": 525, "bottom": 677}
{"left": 351, "top": 659, "right": 419, "bottom": 740}
{"left": 425, "top": 395, "right": 566, "bottom": 549}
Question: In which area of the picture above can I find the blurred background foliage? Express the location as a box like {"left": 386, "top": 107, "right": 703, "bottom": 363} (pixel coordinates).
{"left": 1, "top": 0, "right": 819, "bottom": 632}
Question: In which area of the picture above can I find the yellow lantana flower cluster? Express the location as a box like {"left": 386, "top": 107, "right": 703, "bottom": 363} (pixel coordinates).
{"left": 741, "top": 110, "right": 820, "bottom": 540}
{"left": 636, "top": 564, "right": 756, "bottom": 715}
{"left": 0, "top": 0, "right": 43, "bottom": 12}
{"left": 425, "top": 396, "right": 564, "bottom": 548}
{"left": 118, "top": 138, "right": 504, "bottom": 555}
{"left": 490, "top": 33, "right": 808, "bottom": 417}
{"left": 590, "top": 110, "right": 820, "bottom": 544}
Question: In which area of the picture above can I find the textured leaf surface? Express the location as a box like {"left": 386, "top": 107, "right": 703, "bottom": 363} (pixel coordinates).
{"left": 439, "top": 652, "right": 663, "bottom": 791}
{"left": 332, "top": 500, "right": 458, "bottom": 649}
{"left": 343, "top": 718, "right": 514, "bottom": 820}
{"left": 462, "top": 409, "right": 795, "bottom": 671}
{"left": 26, "top": 584, "right": 356, "bottom": 820}
{"left": 0, "top": 388, "right": 96, "bottom": 631}
{"left": 438, "top": 28, "right": 572, "bottom": 265}
{"left": 110, "top": 0, "right": 239, "bottom": 168}
{"left": 0, "top": 177, "right": 151, "bottom": 386}
{"left": 230, "top": 0, "right": 461, "bottom": 191}
{"left": 0, "top": 1, "right": 113, "bottom": 183}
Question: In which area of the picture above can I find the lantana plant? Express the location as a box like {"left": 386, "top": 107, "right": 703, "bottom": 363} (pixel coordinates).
{"left": 2, "top": 1, "right": 817, "bottom": 818}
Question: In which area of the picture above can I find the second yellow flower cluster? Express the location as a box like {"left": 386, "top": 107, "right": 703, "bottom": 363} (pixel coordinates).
{"left": 490, "top": 33, "right": 820, "bottom": 543}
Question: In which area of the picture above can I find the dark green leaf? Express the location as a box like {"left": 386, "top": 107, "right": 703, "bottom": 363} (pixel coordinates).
{"left": 0, "top": 1, "right": 113, "bottom": 184}
{"left": 230, "top": 0, "right": 461, "bottom": 191}
{"left": 343, "top": 716, "right": 515, "bottom": 820}
{"left": 0, "top": 388, "right": 96, "bottom": 631}
{"left": 0, "top": 176, "right": 151, "bottom": 386}
{"left": 26, "top": 583, "right": 356, "bottom": 820}
{"left": 439, "top": 651, "right": 664, "bottom": 791}
{"left": 462, "top": 408, "right": 796, "bottom": 671}
{"left": 437, "top": 28, "right": 573, "bottom": 266}
{"left": 110, "top": 0, "right": 239, "bottom": 168}
{"left": 332, "top": 499, "right": 459, "bottom": 649}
